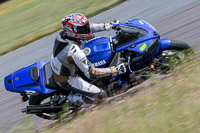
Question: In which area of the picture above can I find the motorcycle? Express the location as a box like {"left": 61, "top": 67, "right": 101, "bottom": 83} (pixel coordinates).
{"left": 4, "top": 19, "right": 191, "bottom": 119}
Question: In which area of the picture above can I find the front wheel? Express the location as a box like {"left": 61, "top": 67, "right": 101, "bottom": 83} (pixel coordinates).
{"left": 157, "top": 40, "right": 193, "bottom": 73}
{"left": 168, "top": 40, "right": 190, "bottom": 50}
{"left": 165, "top": 40, "right": 193, "bottom": 63}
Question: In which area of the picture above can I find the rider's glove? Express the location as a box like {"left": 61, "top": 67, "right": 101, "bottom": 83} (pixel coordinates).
{"left": 116, "top": 63, "right": 127, "bottom": 74}
{"left": 105, "top": 19, "right": 120, "bottom": 31}
{"left": 111, "top": 63, "right": 130, "bottom": 76}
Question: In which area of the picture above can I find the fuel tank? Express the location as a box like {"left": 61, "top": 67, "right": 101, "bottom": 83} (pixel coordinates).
{"left": 82, "top": 37, "right": 115, "bottom": 67}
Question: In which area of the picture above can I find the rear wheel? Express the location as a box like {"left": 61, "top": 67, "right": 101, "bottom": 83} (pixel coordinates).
{"left": 29, "top": 94, "right": 76, "bottom": 120}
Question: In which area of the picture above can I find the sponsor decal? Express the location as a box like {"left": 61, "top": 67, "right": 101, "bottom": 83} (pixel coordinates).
{"left": 139, "top": 43, "right": 147, "bottom": 51}
{"left": 93, "top": 60, "right": 106, "bottom": 67}
{"left": 87, "top": 59, "right": 92, "bottom": 66}
{"left": 73, "top": 49, "right": 77, "bottom": 53}
{"left": 88, "top": 84, "right": 92, "bottom": 91}
{"left": 71, "top": 45, "right": 77, "bottom": 53}
{"left": 71, "top": 45, "right": 75, "bottom": 50}
{"left": 80, "top": 57, "right": 87, "bottom": 65}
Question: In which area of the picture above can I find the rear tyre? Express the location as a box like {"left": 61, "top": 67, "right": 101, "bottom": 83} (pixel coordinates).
{"left": 29, "top": 94, "right": 76, "bottom": 120}
{"left": 29, "top": 94, "right": 59, "bottom": 120}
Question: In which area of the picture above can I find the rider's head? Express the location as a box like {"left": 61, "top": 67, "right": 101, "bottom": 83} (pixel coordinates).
{"left": 61, "top": 13, "right": 92, "bottom": 40}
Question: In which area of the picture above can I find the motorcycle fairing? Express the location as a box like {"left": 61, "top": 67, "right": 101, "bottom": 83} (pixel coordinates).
{"left": 116, "top": 19, "right": 171, "bottom": 53}
{"left": 4, "top": 61, "right": 57, "bottom": 94}
{"left": 116, "top": 19, "right": 160, "bottom": 52}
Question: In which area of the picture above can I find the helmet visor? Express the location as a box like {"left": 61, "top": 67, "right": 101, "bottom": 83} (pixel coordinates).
{"left": 73, "top": 23, "right": 91, "bottom": 34}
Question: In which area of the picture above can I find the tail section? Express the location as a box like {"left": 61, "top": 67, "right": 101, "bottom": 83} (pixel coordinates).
{"left": 4, "top": 61, "right": 57, "bottom": 95}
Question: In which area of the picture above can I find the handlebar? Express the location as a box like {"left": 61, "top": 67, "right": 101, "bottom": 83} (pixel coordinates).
{"left": 113, "top": 25, "right": 139, "bottom": 36}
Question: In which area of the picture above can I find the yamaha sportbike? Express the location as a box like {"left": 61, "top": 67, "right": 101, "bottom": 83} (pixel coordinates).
{"left": 4, "top": 19, "right": 191, "bottom": 119}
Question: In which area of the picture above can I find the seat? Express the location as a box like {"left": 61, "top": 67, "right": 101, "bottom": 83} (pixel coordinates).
{"left": 43, "top": 63, "right": 59, "bottom": 89}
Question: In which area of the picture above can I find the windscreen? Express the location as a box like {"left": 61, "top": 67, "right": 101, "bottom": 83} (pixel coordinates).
{"left": 116, "top": 25, "right": 148, "bottom": 46}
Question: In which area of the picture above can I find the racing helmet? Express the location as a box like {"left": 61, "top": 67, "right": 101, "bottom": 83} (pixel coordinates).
{"left": 61, "top": 13, "right": 92, "bottom": 40}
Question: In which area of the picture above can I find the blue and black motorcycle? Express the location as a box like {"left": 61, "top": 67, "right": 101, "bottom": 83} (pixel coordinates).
{"left": 4, "top": 19, "right": 191, "bottom": 119}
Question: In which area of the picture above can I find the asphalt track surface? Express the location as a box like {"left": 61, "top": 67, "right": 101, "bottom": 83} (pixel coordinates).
{"left": 1, "top": 0, "right": 200, "bottom": 132}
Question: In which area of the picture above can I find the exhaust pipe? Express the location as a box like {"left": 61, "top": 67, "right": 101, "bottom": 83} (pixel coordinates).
{"left": 21, "top": 105, "right": 64, "bottom": 114}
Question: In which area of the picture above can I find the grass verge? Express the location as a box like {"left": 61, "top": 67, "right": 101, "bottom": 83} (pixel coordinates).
{"left": 0, "top": 0, "right": 125, "bottom": 56}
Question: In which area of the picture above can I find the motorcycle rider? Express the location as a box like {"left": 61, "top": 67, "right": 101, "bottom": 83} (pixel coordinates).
{"left": 50, "top": 13, "right": 128, "bottom": 105}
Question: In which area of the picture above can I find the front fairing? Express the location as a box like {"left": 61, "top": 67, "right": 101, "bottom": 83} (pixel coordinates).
{"left": 82, "top": 19, "right": 162, "bottom": 69}
{"left": 115, "top": 19, "right": 160, "bottom": 53}
{"left": 111, "top": 19, "right": 162, "bottom": 67}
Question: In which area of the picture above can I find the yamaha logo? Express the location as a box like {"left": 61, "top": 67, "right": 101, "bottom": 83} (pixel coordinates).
{"left": 93, "top": 60, "right": 106, "bottom": 67}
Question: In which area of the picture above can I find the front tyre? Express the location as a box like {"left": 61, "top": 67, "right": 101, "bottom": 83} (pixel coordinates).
{"left": 160, "top": 40, "right": 192, "bottom": 71}
{"left": 168, "top": 40, "right": 190, "bottom": 50}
